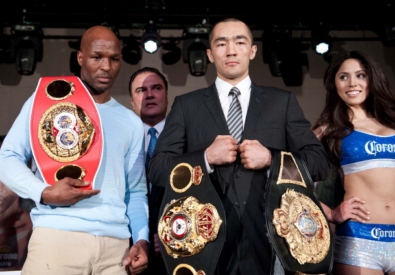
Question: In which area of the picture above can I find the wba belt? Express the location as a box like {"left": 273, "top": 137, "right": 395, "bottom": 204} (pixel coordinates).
{"left": 265, "top": 150, "right": 334, "bottom": 275}
{"left": 30, "top": 76, "right": 103, "bottom": 190}
{"left": 158, "top": 163, "right": 225, "bottom": 275}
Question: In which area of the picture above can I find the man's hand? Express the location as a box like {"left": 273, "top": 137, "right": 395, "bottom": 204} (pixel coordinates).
{"left": 238, "top": 140, "right": 271, "bottom": 170}
{"left": 153, "top": 233, "right": 161, "bottom": 255}
{"left": 123, "top": 240, "right": 149, "bottom": 275}
{"left": 206, "top": 135, "right": 238, "bottom": 165}
{"left": 41, "top": 177, "right": 100, "bottom": 206}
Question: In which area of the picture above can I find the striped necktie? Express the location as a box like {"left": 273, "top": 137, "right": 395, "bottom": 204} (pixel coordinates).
{"left": 227, "top": 87, "right": 243, "bottom": 142}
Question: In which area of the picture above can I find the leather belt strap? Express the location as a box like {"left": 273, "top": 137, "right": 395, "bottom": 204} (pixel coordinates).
{"left": 265, "top": 150, "right": 334, "bottom": 275}
{"left": 30, "top": 76, "right": 103, "bottom": 190}
{"left": 158, "top": 163, "right": 225, "bottom": 275}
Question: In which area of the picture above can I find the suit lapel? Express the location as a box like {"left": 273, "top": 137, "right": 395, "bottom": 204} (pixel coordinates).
{"left": 242, "top": 83, "right": 267, "bottom": 140}
{"left": 203, "top": 85, "right": 235, "bottom": 195}
{"left": 204, "top": 84, "right": 229, "bottom": 135}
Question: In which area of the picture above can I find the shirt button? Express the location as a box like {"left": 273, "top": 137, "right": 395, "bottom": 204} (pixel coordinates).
{"left": 234, "top": 173, "right": 240, "bottom": 178}
{"left": 234, "top": 202, "right": 240, "bottom": 208}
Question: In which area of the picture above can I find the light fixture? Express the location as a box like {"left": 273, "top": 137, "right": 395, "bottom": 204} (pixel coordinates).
{"left": 311, "top": 28, "right": 332, "bottom": 55}
{"left": 0, "top": 33, "right": 12, "bottom": 64}
{"left": 141, "top": 22, "right": 161, "bottom": 54}
{"left": 262, "top": 28, "right": 309, "bottom": 86}
{"left": 122, "top": 35, "right": 142, "bottom": 65}
{"left": 161, "top": 40, "right": 181, "bottom": 65}
{"left": 10, "top": 24, "right": 43, "bottom": 75}
{"left": 378, "top": 23, "right": 395, "bottom": 47}
{"left": 183, "top": 26, "right": 209, "bottom": 76}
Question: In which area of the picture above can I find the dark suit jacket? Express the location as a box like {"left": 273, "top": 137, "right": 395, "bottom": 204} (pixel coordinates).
{"left": 148, "top": 83, "right": 330, "bottom": 275}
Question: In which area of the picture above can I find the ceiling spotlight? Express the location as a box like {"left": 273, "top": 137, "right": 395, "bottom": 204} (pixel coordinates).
{"left": 161, "top": 41, "right": 181, "bottom": 65}
{"left": 378, "top": 23, "right": 395, "bottom": 47}
{"left": 122, "top": 35, "right": 142, "bottom": 65}
{"left": 187, "top": 40, "right": 208, "bottom": 76}
{"left": 0, "top": 34, "right": 13, "bottom": 64}
{"left": 262, "top": 28, "right": 309, "bottom": 86}
{"left": 183, "top": 26, "right": 209, "bottom": 76}
{"left": 10, "top": 24, "right": 43, "bottom": 75}
{"left": 141, "top": 23, "right": 161, "bottom": 54}
{"left": 311, "top": 28, "right": 332, "bottom": 55}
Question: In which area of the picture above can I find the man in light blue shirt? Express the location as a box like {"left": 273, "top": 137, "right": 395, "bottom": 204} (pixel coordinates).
{"left": 0, "top": 25, "right": 149, "bottom": 275}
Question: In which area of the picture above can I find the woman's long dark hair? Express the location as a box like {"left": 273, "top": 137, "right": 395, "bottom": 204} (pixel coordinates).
{"left": 312, "top": 50, "right": 395, "bottom": 165}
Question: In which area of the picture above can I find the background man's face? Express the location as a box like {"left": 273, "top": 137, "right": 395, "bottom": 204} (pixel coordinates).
{"left": 131, "top": 72, "right": 168, "bottom": 125}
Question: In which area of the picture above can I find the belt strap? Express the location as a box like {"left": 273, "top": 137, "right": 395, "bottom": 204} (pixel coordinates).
{"left": 30, "top": 76, "right": 103, "bottom": 190}
{"left": 265, "top": 150, "right": 334, "bottom": 275}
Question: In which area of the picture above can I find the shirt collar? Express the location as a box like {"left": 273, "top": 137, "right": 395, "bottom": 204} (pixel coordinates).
{"left": 215, "top": 76, "right": 251, "bottom": 97}
{"left": 143, "top": 118, "right": 166, "bottom": 136}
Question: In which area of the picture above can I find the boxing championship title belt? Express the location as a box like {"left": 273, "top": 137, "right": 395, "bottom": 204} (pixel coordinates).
{"left": 158, "top": 163, "right": 225, "bottom": 275}
{"left": 30, "top": 76, "right": 103, "bottom": 190}
{"left": 265, "top": 150, "right": 334, "bottom": 275}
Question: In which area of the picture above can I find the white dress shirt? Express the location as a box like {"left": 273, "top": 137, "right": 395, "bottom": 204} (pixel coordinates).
{"left": 205, "top": 76, "right": 252, "bottom": 173}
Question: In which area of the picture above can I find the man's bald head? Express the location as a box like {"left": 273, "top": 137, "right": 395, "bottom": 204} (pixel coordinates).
{"left": 77, "top": 25, "right": 122, "bottom": 101}
{"left": 80, "top": 25, "right": 121, "bottom": 52}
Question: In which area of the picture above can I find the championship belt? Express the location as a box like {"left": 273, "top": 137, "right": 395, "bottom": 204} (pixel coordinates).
{"left": 30, "top": 76, "right": 103, "bottom": 190}
{"left": 158, "top": 163, "right": 225, "bottom": 275}
{"left": 265, "top": 150, "right": 334, "bottom": 275}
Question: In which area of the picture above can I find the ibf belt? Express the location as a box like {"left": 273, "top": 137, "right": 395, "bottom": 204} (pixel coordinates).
{"left": 264, "top": 150, "right": 334, "bottom": 275}
{"left": 158, "top": 163, "right": 225, "bottom": 275}
{"left": 30, "top": 76, "right": 103, "bottom": 190}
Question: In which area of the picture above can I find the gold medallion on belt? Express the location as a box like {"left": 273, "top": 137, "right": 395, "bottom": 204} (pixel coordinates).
{"left": 272, "top": 189, "right": 330, "bottom": 265}
{"left": 158, "top": 196, "right": 222, "bottom": 258}
{"left": 38, "top": 101, "right": 95, "bottom": 163}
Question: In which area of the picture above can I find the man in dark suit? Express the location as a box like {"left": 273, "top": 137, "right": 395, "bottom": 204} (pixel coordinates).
{"left": 129, "top": 67, "right": 168, "bottom": 275}
{"left": 148, "top": 18, "right": 331, "bottom": 275}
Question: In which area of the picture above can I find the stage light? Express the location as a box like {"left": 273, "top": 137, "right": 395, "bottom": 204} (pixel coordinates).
{"left": 183, "top": 26, "right": 209, "bottom": 76}
{"left": 122, "top": 35, "right": 142, "bottom": 65}
{"left": 0, "top": 34, "right": 13, "bottom": 64}
{"left": 161, "top": 41, "right": 181, "bottom": 65}
{"left": 311, "top": 28, "right": 332, "bottom": 55}
{"left": 378, "top": 23, "right": 395, "bottom": 47}
{"left": 141, "top": 23, "right": 161, "bottom": 54}
{"left": 262, "top": 28, "right": 309, "bottom": 86}
{"left": 187, "top": 40, "right": 208, "bottom": 76}
{"left": 10, "top": 24, "right": 43, "bottom": 75}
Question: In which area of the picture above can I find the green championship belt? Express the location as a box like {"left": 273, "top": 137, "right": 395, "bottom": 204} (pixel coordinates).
{"left": 158, "top": 163, "right": 225, "bottom": 275}
{"left": 265, "top": 150, "right": 334, "bottom": 275}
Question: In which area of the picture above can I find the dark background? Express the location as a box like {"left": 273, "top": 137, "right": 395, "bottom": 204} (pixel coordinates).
{"left": 0, "top": 1, "right": 394, "bottom": 32}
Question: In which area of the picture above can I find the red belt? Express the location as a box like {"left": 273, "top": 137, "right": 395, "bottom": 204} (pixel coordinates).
{"left": 30, "top": 76, "right": 103, "bottom": 190}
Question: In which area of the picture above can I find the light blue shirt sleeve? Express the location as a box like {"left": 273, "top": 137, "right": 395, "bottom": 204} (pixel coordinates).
{"left": 0, "top": 94, "right": 48, "bottom": 204}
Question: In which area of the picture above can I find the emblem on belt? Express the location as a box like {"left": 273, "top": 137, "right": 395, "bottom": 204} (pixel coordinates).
{"left": 38, "top": 102, "right": 95, "bottom": 163}
{"left": 158, "top": 196, "right": 222, "bottom": 258}
{"left": 272, "top": 189, "right": 330, "bottom": 264}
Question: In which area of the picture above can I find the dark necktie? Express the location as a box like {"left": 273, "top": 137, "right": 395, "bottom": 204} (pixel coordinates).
{"left": 145, "top": 127, "right": 157, "bottom": 170}
{"left": 227, "top": 87, "right": 243, "bottom": 142}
